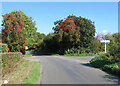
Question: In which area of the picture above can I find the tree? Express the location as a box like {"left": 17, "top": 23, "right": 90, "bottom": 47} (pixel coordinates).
{"left": 29, "top": 32, "right": 46, "bottom": 50}
{"left": 91, "top": 35, "right": 101, "bottom": 53}
{"left": 52, "top": 15, "right": 95, "bottom": 54}
{"left": 34, "top": 33, "right": 59, "bottom": 54}
{"left": 68, "top": 15, "right": 95, "bottom": 48}
{"left": 2, "top": 12, "right": 28, "bottom": 54}
{"left": 109, "top": 32, "right": 120, "bottom": 61}
{"left": 11, "top": 10, "right": 38, "bottom": 47}
{"left": 53, "top": 18, "right": 80, "bottom": 51}
{"left": 35, "top": 32, "right": 46, "bottom": 43}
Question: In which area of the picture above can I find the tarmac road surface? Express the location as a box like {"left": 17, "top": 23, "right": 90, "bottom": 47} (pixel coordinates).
{"left": 23, "top": 55, "right": 119, "bottom": 84}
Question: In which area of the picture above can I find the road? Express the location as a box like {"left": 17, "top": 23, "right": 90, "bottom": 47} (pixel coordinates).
{"left": 23, "top": 55, "right": 119, "bottom": 84}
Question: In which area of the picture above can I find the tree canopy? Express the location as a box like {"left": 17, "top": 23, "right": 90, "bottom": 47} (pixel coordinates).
{"left": 11, "top": 11, "right": 38, "bottom": 47}
{"left": 2, "top": 10, "right": 44, "bottom": 54}
{"left": 2, "top": 11, "right": 28, "bottom": 53}
{"left": 51, "top": 15, "right": 95, "bottom": 54}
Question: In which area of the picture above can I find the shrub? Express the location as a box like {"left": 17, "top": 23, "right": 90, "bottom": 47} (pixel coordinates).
{"left": 102, "top": 64, "right": 115, "bottom": 71}
{"left": 65, "top": 47, "right": 91, "bottom": 55}
{"left": 90, "top": 54, "right": 120, "bottom": 77}
{"left": 90, "top": 54, "right": 113, "bottom": 68}
{"left": 102, "top": 62, "right": 120, "bottom": 76}
{"left": 1, "top": 52, "right": 22, "bottom": 76}
{"left": 0, "top": 43, "right": 8, "bottom": 53}
{"left": 112, "top": 62, "right": 120, "bottom": 76}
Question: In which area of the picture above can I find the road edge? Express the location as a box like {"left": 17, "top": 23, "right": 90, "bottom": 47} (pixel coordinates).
{"left": 36, "top": 64, "right": 43, "bottom": 84}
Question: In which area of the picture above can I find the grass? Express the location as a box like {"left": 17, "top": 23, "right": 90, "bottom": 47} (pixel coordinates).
{"left": 24, "top": 62, "right": 40, "bottom": 84}
{"left": 2, "top": 60, "right": 41, "bottom": 84}
{"left": 51, "top": 53, "right": 95, "bottom": 56}
{"left": 51, "top": 54, "right": 63, "bottom": 56}
{"left": 23, "top": 52, "right": 32, "bottom": 57}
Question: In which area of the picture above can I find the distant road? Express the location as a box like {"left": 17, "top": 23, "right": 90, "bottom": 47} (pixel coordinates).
{"left": 23, "top": 55, "right": 119, "bottom": 84}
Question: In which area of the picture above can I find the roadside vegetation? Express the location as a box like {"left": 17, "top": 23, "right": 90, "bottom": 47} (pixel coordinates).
{"left": 90, "top": 54, "right": 120, "bottom": 77}
{"left": 1, "top": 10, "right": 42, "bottom": 84}
{"left": 0, "top": 42, "right": 41, "bottom": 84}
{"left": 24, "top": 62, "right": 40, "bottom": 84}
{"left": 22, "top": 52, "right": 32, "bottom": 57}
{"left": 90, "top": 33, "right": 120, "bottom": 77}
{"left": 32, "top": 16, "right": 99, "bottom": 55}
{"left": 51, "top": 53, "right": 94, "bottom": 56}
{"left": 2, "top": 60, "right": 40, "bottom": 84}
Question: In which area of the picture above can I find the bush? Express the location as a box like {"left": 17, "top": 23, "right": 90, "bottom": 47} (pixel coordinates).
{"left": 90, "top": 54, "right": 120, "bottom": 77}
{"left": 65, "top": 47, "right": 91, "bottom": 55}
{"left": 112, "top": 62, "right": 120, "bottom": 76}
{"left": 102, "top": 63, "right": 120, "bottom": 76}
{"left": 90, "top": 57, "right": 107, "bottom": 68}
{"left": 102, "top": 64, "right": 115, "bottom": 71}
{"left": 0, "top": 43, "right": 8, "bottom": 53}
{"left": 1, "top": 52, "right": 22, "bottom": 76}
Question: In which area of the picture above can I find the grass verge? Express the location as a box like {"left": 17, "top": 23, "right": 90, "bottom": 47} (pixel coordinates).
{"left": 2, "top": 60, "right": 40, "bottom": 84}
{"left": 23, "top": 53, "right": 32, "bottom": 57}
{"left": 51, "top": 53, "right": 95, "bottom": 56}
{"left": 24, "top": 62, "right": 40, "bottom": 84}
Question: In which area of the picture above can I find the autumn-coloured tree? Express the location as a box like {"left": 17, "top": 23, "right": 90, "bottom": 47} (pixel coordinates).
{"left": 8, "top": 11, "right": 38, "bottom": 48}
{"left": 53, "top": 18, "right": 80, "bottom": 52}
{"left": 52, "top": 15, "right": 95, "bottom": 54}
{"left": 33, "top": 15, "right": 95, "bottom": 54}
{"left": 2, "top": 12, "right": 28, "bottom": 54}
{"left": 68, "top": 15, "right": 95, "bottom": 48}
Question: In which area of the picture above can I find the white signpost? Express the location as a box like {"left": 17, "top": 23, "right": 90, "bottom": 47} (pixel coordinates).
{"left": 101, "top": 40, "right": 110, "bottom": 54}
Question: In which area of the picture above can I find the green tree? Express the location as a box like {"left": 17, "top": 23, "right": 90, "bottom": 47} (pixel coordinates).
{"left": 35, "top": 32, "right": 46, "bottom": 43}
{"left": 91, "top": 35, "right": 101, "bottom": 53}
{"left": 29, "top": 33, "right": 46, "bottom": 50}
{"left": 34, "top": 33, "right": 59, "bottom": 54}
{"left": 109, "top": 32, "right": 120, "bottom": 61}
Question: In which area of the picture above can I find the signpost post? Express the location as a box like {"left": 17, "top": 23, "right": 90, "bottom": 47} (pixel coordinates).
{"left": 101, "top": 40, "right": 110, "bottom": 54}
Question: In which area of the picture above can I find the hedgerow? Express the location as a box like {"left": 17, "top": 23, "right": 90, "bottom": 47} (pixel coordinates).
{"left": 0, "top": 43, "right": 8, "bottom": 53}
{"left": 1, "top": 52, "right": 22, "bottom": 76}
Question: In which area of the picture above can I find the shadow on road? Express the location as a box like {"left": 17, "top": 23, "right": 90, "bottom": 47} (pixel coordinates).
{"left": 118, "top": 79, "right": 120, "bottom": 85}
{"left": 81, "top": 63, "right": 93, "bottom": 68}
{"left": 26, "top": 51, "right": 49, "bottom": 56}
{"left": 81, "top": 63, "right": 120, "bottom": 85}
{"left": 103, "top": 75, "right": 120, "bottom": 84}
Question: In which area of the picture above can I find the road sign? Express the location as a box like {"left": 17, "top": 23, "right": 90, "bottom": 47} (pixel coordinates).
{"left": 101, "top": 40, "right": 110, "bottom": 44}
{"left": 102, "top": 42, "right": 109, "bottom": 44}
{"left": 100, "top": 40, "right": 110, "bottom": 54}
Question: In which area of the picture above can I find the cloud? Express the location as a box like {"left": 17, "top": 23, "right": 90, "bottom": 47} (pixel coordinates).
{"left": 102, "top": 30, "right": 108, "bottom": 33}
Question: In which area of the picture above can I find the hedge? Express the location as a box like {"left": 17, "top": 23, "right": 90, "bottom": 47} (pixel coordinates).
{"left": 0, "top": 43, "right": 8, "bottom": 53}
{"left": 1, "top": 52, "right": 22, "bottom": 76}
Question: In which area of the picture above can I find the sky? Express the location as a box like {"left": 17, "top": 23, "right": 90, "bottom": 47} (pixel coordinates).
{"left": 1, "top": 2, "right": 118, "bottom": 35}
